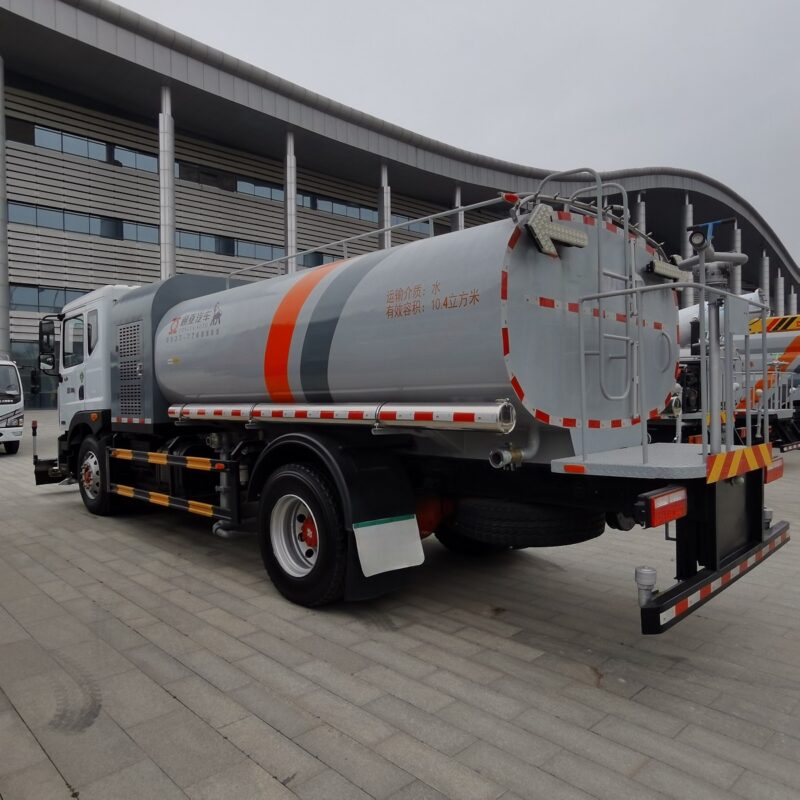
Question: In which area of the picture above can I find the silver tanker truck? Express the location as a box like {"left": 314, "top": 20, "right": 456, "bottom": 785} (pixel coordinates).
{"left": 31, "top": 171, "right": 789, "bottom": 633}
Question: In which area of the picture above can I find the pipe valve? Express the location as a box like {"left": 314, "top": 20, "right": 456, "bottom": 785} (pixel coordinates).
{"left": 635, "top": 565, "right": 658, "bottom": 607}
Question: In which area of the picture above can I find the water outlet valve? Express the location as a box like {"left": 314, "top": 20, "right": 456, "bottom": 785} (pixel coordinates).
{"left": 635, "top": 566, "right": 658, "bottom": 607}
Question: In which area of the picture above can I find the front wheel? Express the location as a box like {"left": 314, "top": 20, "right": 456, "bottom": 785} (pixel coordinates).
{"left": 258, "top": 463, "right": 347, "bottom": 607}
{"left": 77, "top": 435, "right": 118, "bottom": 515}
{"left": 4, "top": 441, "right": 19, "bottom": 455}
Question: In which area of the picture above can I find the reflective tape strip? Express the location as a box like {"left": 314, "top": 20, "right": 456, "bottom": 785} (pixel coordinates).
{"left": 109, "top": 483, "right": 223, "bottom": 518}
{"left": 658, "top": 529, "right": 790, "bottom": 626}
{"left": 112, "top": 417, "right": 152, "bottom": 425}
{"left": 531, "top": 297, "right": 665, "bottom": 329}
{"left": 109, "top": 448, "right": 228, "bottom": 472}
{"left": 706, "top": 443, "right": 772, "bottom": 483}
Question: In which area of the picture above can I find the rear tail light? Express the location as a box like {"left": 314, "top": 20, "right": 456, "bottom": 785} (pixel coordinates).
{"left": 634, "top": 485, "right": 688, "bottom": 528}
{"left": 765, "top": 457, "right": 784, "bottom": 484}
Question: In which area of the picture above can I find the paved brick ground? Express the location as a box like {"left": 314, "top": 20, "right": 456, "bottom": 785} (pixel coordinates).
{"left": 2, "top": 411, "right": 800, "bottom": 799}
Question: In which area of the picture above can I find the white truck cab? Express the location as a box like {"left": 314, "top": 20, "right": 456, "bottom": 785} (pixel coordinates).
{"left": 58, "top": 285, "right": 136, "bottom": 432}
{"left": 0, "top": 358, "right": 24, "bottom": 454}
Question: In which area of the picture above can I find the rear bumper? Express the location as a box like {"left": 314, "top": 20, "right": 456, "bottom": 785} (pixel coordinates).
{"left": 641, "top": 521, "right": 790, "bottom": 634}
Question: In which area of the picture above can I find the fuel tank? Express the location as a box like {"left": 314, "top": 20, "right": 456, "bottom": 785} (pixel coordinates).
{"left": 154, "top": 213, "right": 679, "bottom": 446}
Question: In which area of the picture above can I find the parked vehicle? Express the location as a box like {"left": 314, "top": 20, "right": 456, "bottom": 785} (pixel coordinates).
{"left": 31, "top": 172, "right": 789, "bottom": 633}
{"left": 0, "top": 357, "right": 24, "bottom": 454}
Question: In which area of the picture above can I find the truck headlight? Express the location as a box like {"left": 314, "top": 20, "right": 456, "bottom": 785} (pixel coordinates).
{"left": 9, "top": 416, "right": 23, "bottom": 427}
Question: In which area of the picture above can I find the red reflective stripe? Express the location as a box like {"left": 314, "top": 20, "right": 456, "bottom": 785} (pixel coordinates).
{"left": 557, "top": 210, "right": 571, "bottom": 221}
{"left": 632, "top": 416, "right": 641, "bottom": 425}
{"left": 646, "top": 244, "right": 655, "bottom": 255}
{"left": 380, "top": 410, "right": 398, "bottom": 421}
{"left": 611, "top": 419, "right": 622, "bottom": 428}
{"left": 653, "top": 321, "right": 663, "bottom": 330}
{"left": 213, "top": 409, "right": 223, "bottom": 416}
{"left": 562, "top": 417, "right": 577, "bottom": 428}
{"left": 414, "top": 411, "right": 434, "bottom": 421}
{"left": 583, "top": 215, "right": 595, "bottom": 226}
{"left": 272, "top": 409, "right": 284, "bottom": 418}
{"left": 675, "top": 598, "right": 689, "bottom": 616}
{"left": 567, "top": 302, "right": 579, "bottom": 313}
{"left": 700, "top": 584, "right": 712, "bottom": 599}
{"left": 508, "top": 227, "right": 522, "bottom": 250}
{"left": 501, "top": 327, "right": 510, "bottom": 356}
{"left": 295, "top": 410, "right": 308, "bottom": 419}
{"left": 539, "top": 297, "right": 556, "bottom": 308}
{"left": 605, "top": 222, "right": 617, "bottom": 233}
{"left": 534, "top": 409, "right": 550, "bottom": 424}
{"left": 196, "top": 409, "right": 206, "bottom": 416}
{"left": 649, "top": 409, "right": 660, "bottom": 419}
{"left": 510, "top": 375, "right": 525, "bottom": 401}
{"left": 564, "top": 464, "right": 586, "bottom": 474}
{"left": 616, "top": 313, "right": 626, "bottom": 323}
{"left": 320, "top": 410, "right": 334, "bottom": 419}
{"left": 500, "top": 270, "right": 508, "bottom": 300}
{"left": 588, "top": 420, "right": 601, "bottom": 429}
{"left": 453, "top": 412, "right": 475, "bottom": 423}
{"left": 347, "top": 410, "right": 364, "bottom": 420}
{"left": 231, "top": 409, "right": 242, "bottom": 417}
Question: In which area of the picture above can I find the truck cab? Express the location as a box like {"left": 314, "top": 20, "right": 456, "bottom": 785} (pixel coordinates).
{"left": 0, "top": 358, "right": 23, "bottom": 454}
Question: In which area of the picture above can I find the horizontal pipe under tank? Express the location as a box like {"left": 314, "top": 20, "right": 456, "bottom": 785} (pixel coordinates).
{"left": 168, "top": 401, "right": 517, "bottom": 434}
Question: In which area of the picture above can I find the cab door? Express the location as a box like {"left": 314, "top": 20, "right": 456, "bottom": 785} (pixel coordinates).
{"left": 59, "top": 313, "right": 86, "bottom": 432}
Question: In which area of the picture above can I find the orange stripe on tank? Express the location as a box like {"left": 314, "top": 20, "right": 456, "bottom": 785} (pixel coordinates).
{"left": 263, "top": 262, "right": 344, "bottom": 401}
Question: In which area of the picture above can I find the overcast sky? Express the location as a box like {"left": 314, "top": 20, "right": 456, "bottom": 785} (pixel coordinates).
{"left": 118, "top": 0, "right": 800, "bottom": 258}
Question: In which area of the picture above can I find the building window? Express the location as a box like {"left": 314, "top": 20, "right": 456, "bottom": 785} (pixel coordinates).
{"left": 176, "top": 228, "right": 283, "bottom": 261}
{"left": 8, "top": 201, "right": 158, "bottom": 245}
{"left": 298, "top": 253, "right": 337, "bottom": 268}
{"left": 5, "top": 116, "right": 158, "bottom": 174}
{"left": 9, "top": 284, "right": 87, "bottom": 314}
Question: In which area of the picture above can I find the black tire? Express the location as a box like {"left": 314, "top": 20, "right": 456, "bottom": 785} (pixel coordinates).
{"left": 258, "top": 463, "right": 347, "bottom": 607}
{"left": 454, "top": 498, "right": 605, "bottom": 549}
{"left": 77, "top": 435, "right": 117, "bottom": 516}
{"left": 435, "top": 523, "right": 509, "bottom": 556}
{"left": 4, "top": 441, "right": 19, "bottom": 455}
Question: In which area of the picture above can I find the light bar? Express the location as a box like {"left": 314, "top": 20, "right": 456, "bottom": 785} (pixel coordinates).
{"left": 634, "top": 485, "right": 688, "bottom": 528}
{"left": 647, "top": 258, "right": 691, "bottom": 282}
{"left": 765, "top": 457, "right": 784, "bottom": 484}
{"left": 526, "top": 203, "right": 588, "bottom": 257}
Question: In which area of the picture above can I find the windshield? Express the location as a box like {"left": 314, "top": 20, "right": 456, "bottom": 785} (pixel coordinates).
{"left": 0, "top": 365, "right": 21, "bottom": 396}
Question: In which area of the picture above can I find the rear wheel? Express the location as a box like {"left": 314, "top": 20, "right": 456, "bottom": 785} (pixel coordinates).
{"left": 258, "top": 463, "right": 347, "bottom": 606}
{"left": 77, "top": 435, "right": 118, "bottom": 515}
{"left": 4, "top": 441, "right": 19, "bottom": 455}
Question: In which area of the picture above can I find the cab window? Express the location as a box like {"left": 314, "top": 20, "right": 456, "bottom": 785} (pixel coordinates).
{"left": 87, "top": 310, "right": 99, "bottom": 355}
{"left": 63, "top": 316, "right": 85, "bottom": 367}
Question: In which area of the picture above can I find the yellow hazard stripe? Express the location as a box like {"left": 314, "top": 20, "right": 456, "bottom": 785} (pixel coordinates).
{"left": 188, "top": 500, "right": 215, "bottom": 517}
{"left": 185, "top": 456, "right": 214, "bottom": 471}
{"left": 114, "top": 483, "right": 135, "bottom": 497}
{"left": 110, "top": 448, "right": 133, "bottom": 460}
{"left": 706, "top": 444, "right": 772, "bottom": 484}
{"left": 148, "top": 491, "right": 171, "bottom": 507}
{"left": 148, "top": 452, "right": 169, "bottom": 466}
{"left": 750, "top": 314, "right": 800, "bottom": 333}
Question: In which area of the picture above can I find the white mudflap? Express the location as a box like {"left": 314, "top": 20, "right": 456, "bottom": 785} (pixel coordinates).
{"left": 352, "top": 515, "right": 425, "bottom": 577}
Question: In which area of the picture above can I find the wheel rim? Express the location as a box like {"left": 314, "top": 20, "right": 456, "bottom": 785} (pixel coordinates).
{"left": 270, "top": 494, "right": 319, "bottom": 577}
{"left": 81, "top": 451, "right": 102, "bottom": 500}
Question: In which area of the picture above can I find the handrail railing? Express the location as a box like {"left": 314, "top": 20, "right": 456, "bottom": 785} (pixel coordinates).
{"left": 578, "top": 281, "right": 769, "bottom": 463}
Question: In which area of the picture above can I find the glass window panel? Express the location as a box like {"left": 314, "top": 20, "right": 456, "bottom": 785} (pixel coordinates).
{"left": 89, "top": 216, "right": 102, "bottom": 236}
{"left": 236, "top": 240, "right": 255, "bottom": 259}
{"left": 360, "top": 208, "right": 379, "bottom": 223}
{"left": 39, "top": 287, "right": 65, "bottom": 313}
{"left": 6, "top": 118, "right": 35, "bottom": 145}
{"left": 87, "top": 310, "right": 99, "bottom": 355}
{"left": 123, "top": 221, "right": 137, "bottom": 240}
{"left": 346, "top": 205, "right": 360, "bottom": 219}
{"left": 65, "top": 289, "right": 86, "bottom": 304}
{"left": 64, "top": 212, "right": 91, "bottom": 234}
{"left": 254, "top": 243, "right": 271, "bottom": 260}
{"left": 62, "top": 133, "right": 89, "bottom": 158}
{"left": 217, "top": 237, "right": 235, "bottom": 256}
{"left": 236, "top": 179, "right": 254, "bottom": 195}
{"left": 112, "top": 146, "right": 136, "bottom": 168}
{"left": 34, "top": 126, "right": 61, "bottom": 151}
{"left": 9, "top": 285, "right": 38, "bottom": 311}
{"left": 8, "top": 203, "right": 36, "bottom": 225}
{"left": 317, "top": 199, "right": 333, "bottom": 214}
{"left": 297, "top": 193, "right": 312, "bottom": 208}
{"left": 137, "top": 224, "right": 159, "bottom": 244}
{"left": 36, "top": 207, "right": 63, "bottom": 230}
{"left": 177, "top": 231, "right": 200, "bottom": 250}
{"left": 332, "top": 202, "right": 347, "bottom": 216}
{"left": 98, "top": 217, "right": 123, "bottom": 239}
{"left": 62, "top": 316, "right": 84, "bottom": 367}
{"left": 88, "top": 139, "right": 107, "bottom": 161}
{"left": 174, "top": 162, "right": 181, "bottom": 177}
{"left": 274, "top": 245, "right": 285, "bottom": 259}
{"left": 136, "top": 152, "right": 158, "bottom": 173}
{"left": 200, "top": 234, "right": 216, "bottom": 252}
{"left": 272, "top": 187, "right": 285, "bottom": 202}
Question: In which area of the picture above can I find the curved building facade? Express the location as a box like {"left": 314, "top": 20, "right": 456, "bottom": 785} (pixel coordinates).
{"left": 0, "top": 0, "right": 796, "bottom": 406}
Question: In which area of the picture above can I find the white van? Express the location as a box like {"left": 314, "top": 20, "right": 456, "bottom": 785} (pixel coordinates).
{"left": 0, "top": 359, "right": 23, "bottom": 454}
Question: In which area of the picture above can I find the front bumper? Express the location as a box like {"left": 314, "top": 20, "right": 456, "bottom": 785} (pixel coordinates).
{"left": 0, "top": 427, "right": 23, "bottom": 441}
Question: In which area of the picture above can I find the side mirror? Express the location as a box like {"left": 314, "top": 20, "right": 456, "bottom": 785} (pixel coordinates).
{"left": 39, "top": 319, "right": 56, "bottom": 356}
{"left": 30, "top": 368, "right": 41, "bottom": 396}
{"left": 39, "top": 353, "right": 55, "bottom": 374}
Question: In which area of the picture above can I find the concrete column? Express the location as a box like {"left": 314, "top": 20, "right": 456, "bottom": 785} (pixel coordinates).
{"left": 378, "top": 163, "right": 391, "bottom": 249}
{"left": 776, "top": 272, "right": 785, "bottom": 317}
{"left": 158, "top": 86, "right": 175, "bottom": 280}
{"left": 789, "top": 288, "right": 798, "bottom": 315}
{"left": 730, "top": 223, "right": 742, "bottom": 296}
{"left": 760, "top": 250, "right": 771, "bottom": 313}
{"left": 681, "top": 193, "right": 694, "bottom": 308}
{"left": 0, "top": 55, "right": 9, "bottom": 359}
{"left": 453, "top": 186, "right": 464, "bottom": 232}
{"left": 635, "top": 193, "right": 646, "bottom": 234}
{"left": 284, "top": 131, "right": 297, "bottom": 273}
